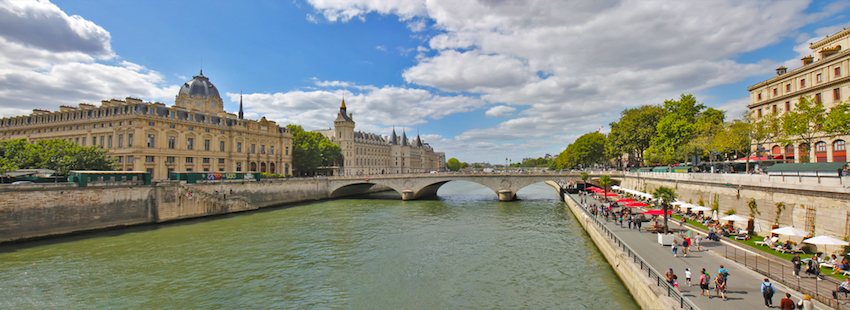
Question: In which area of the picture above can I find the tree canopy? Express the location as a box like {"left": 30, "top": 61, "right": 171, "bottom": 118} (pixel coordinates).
{"left": 0, "top": 138, "right": 115, "bottom": 175}
{"left": 446, "top": 158, "right": 462, "bottom": 171}
{"left": 553, "top": 132, "right": 606, "bottom": 169}
{"left": 286, "top": 125, "right": 342, "bottom": 175}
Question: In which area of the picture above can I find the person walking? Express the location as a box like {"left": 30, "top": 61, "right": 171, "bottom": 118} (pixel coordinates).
{"left": 672, "top": 241, "right": 678, "bottom": 257}
{"left": 636, "top": 217, "right": 642, "bottom": 231}
{"left": 682, "top": 237, "right": 690, "bottom": 257}
{"left": 760, "top": 278, "right": 775, "bottom": 308}
{"left": 796, "top": 295, "right": 813, "bottom": 310}
{"left": 791, "top": 253, "right": 802, "bottom": 277}
{"left": 684, "top": 268, "right": 692, "bottom": 286}
{"left": 699, "top": 269, "right": 710, "bottom": 297}
{"left": 694, "top": 234, "right": 701, "bottom": 251}
{"left": 779, "top": 293, "right": 795, "bottom": 310}
{"left": 714, "top": 273, "right": 727, "bottom": 300}
{"left": 834, "top": 277, "right": 850, "bottom": 299}
{"left": 718, "top": 265, "right": 729, "bottom": 286}
{"left": 627, "top": 215, "right": 633, "bottom": 229}
{"left": 665, "top": 268, "right": 675, "bottom": 286}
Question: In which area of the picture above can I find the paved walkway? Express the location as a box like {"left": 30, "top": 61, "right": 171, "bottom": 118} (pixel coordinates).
{"left": 572, "top": 194, "right": 832, "bottom": 310}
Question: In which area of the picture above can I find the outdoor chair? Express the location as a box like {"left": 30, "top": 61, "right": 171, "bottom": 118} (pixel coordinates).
{"left": 734, "top": 233, "right": 750, "bottom": 240}
{"left": 754, "top": 236, "right": 778, "bottom": 247}
{"left": 778, "top": 243, "right": 804, "bottom": 254}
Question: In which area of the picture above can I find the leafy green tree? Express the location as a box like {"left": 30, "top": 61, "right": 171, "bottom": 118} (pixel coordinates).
{"left": 571, "top": 132, "right": 607, "bottom": 168}
{"left": 652, "top": 186, "right": 677, "bottom": 234}
{"left": 0, "top": 138, "right": 115, "bottom": 175}
{"left": 780, "top": 96, "right": 825, "bottom": 163}
{"left": 743, "top": 111, "right": 781, "bottom": 171}
{"left": 610, "top": 105, "right": 666, "bottom": 165}
{"left": 580, "top": 172, "right": 589, "bottom": 188}
{"left": 711, "top": 118, "right": 750, "bottom": 161}
{"left": 599, "top": 175, "right": 612, "bottom": 202}
{"left": 823, "top": 100, "right": 850, "bottom": 135}
{"left": 0, "top": 157, "right": 18, "bottom": 174}
{"left": 446, "top": 158, "right": 462, "bottom": 171}
{"left": 286, "top": 125, "right": 342, "bottom": 175}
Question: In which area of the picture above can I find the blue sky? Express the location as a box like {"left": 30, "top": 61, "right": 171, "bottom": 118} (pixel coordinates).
{"left": 1, "top": 0, "right": 849, "bottom": 163}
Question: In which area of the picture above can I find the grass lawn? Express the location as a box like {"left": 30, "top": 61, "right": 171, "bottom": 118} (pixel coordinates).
{"left": 671, "top": 214, "right": 848, "bottom": 281}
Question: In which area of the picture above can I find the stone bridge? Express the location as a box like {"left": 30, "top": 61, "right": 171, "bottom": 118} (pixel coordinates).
{"left": 327, "top": 171, "right": 618, "bottom": 201}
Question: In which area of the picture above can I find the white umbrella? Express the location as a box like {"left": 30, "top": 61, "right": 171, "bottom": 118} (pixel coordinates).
{"left": 711, "top": 210, "right": 718, "bottom": 221}
{"left": 770, "top": 226, "right": 809, "bottom": 237}
{"left": 612, "top": 185, "right": 620, "bottom": 189}
{"left": 671, "top": 201, "right": 686, "bottom": 206}
{"left": 753, "top": 219, "right": 762, "bottom": 233}
{"left": 691, "top": 206, "right": 712, "bottom": 212}
{"left": 719, "top": 214, "right": 750, "bottom": 222}
{"left": 803, "top": 235, "right": 850, "bottom": 246}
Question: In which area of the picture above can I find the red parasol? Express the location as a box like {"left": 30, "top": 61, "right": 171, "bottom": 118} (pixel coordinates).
{"left": 642, "top": 209, "right": 672, "bottom": 216}
{"left": 625, "top": 202, "right": 650, "bottom": 207}
{"left": 615, "top": 198, "right": 636, "bottom": 203}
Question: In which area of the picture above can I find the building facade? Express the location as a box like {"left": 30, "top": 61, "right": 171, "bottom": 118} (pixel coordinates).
{"left": 748, "top": 27, "right": 850, "bottom": 163}
{"left": 318, "top": 100, "right": 445, "bottom": 176}
{"left": 0, "top": 72, "right": 293, "bottom": 179}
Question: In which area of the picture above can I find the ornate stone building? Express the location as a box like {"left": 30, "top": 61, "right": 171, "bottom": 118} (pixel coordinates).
{"left": 748, "top": 27, "right": 850, "bottom": 163}
{"left": 318, "top": 100, "right": 445, "bottom": 176}
{"left": 0, "top": 71, "right": 293, "bottom": 179}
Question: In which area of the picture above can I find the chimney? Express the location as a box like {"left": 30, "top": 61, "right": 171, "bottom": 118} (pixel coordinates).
{"left": 801, "top": 55, "right": 814, "bottom": 66}
{"left": 776, "top": 66, "right": 787, "bottom": 76}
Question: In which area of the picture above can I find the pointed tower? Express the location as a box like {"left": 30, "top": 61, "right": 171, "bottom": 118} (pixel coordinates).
{"left": 401, "top": 130, "right": 409, "bottom": 146}
{"left": 238, "top": 92, "right": 244, "bottom": 120}
{"left": 415, "top": 132, "right": 423, "bottom": 148}
{"left": 389, "top": 126, "right": 398, "bottom": 145}
{"left": 334, "top": 98, "right": 355, "bottom": 173}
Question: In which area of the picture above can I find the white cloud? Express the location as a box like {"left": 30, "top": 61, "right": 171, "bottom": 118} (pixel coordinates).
{"left": 375, "top": 45, "right": 386, "bottom": 51}
{"left": 484, "top": 105, "right": 516, "bottom": 117}
{"left": 407, "top": 19, "right": 426, "bottom": 32}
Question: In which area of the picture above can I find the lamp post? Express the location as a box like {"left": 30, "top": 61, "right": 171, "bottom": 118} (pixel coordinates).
{"left": 505, "top": 158, "right": 508, "bottom": 173}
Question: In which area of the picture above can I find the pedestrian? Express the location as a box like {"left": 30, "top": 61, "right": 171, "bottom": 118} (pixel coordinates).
{"left": 718, "top": 265, "right": 729, "bottom": 286}
{"left": 695, "top": 234, "right": 701, "bottom": 251}
{"left": 714, "top": 273, "right": 727, "bottom": 301}
{"left": 791, "top": 253, "right": 802, "bottom": 277}
{"left": 682, "top": 237, "right": 689, "bottom": 257}
{"left": 779, "top": 293, "right": 795, "bottom": 310}
{"left": 805, "top": 256, "right": 823, "bottom": 280}
{"left": 760, "top": 278, "right": 775, "bottom": 308}
{"left": 636, "top": 217, "right": 642, "bottom": 231}
{"left": 673, "top": 274, "right": 680, "bottom": 291}
{"left": 699, "top": 269, "right": 711, "bottom": 297}
{"left": 672, "top": 241, "right": 678, "bottom": 257}
{"left": 685, "top": 268, "right": 691, "bottom": 286}
{"left": 834, "top": 278, "right": 850, "bottom": 299}
{"left": 665, "top": 268, "right": 675, "bottom": 286}
{"left": 797, "top": 295, "right": 813, "bottom": 310}
{"left": 627, "top": 215, "right": 633, "bottom": 229}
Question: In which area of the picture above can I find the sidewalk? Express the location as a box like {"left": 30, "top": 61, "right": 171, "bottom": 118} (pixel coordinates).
{"left": 573, "top": 194, "right": 831, "bottom": 310}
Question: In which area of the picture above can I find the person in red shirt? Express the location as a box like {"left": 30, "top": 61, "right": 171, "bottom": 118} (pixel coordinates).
{"left": 779, "top": 293, "right": 795, "bottom": 310}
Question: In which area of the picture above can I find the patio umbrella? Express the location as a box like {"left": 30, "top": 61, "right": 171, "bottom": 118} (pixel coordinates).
{"left": 753, "top": 219, "right": 762, "bottom": 233}
{"left": 612, "top": 185, "right": 620, "bottom": 189}
{"left": 770, "top": 226, "right": 809, "bottom": 237}
{"left": 670, "top": 201, "right": 686, "bottom": 206}
{"left": 604, "top": 193, "right": 619, "bottom": 197}
{"left": 642, "top": 209, "right": 672, "bottom": 216}
{"left": 691, "top": 206, "right": 712, "bottom": 212}
{"left": 719, "top": 214, "right": 750, "bottom": 222}
{"left": 803, "top": 235, "right": 849, "bottom": 246}
{"left": 615, "top": 198, "right": 636, "bottom": 203}
{"left": 625, "top": 202, "right": 650, "bottom": 207}
{"left": 711, "top": 210, "right": 718, "bottom": 221}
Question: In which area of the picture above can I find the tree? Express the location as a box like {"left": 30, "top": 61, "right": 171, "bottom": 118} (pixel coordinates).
{"left": 571, "top": 132, "right": 607, "bottom": 168}
{"left": 780, "top": 96, "right": 826, "bottom": 163}
{"left": 611, "top": 105, "right": 667, "bottom": 165}
{"left": 743, "top": 111, "right": 781, "bottom": 172}
{"left": 286, "top": 125, "right": 342, "bottom": 175}
{"left": 0, "top": 138, "right": 115, "bottom": 175}
{"left": 650, "top": 94, "right": 726, "bottom": 164}
{"left": 652, "top": 186, "right": 677, "bottom": 234}
{"left": 598, "top": 175, "right": 612, "bottom": 202}
{"left": 711, "top": 118, "right": 750, "bottom": 162}
{"left": 580, "top": 172, "right": 589, "bottom": 188}
{"left": 446, "top": 158, "right": 462, "bottom": 171}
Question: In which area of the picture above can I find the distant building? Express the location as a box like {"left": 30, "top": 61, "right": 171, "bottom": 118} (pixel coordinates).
{"left": 318, "top": 100, "right": 445, "bottom": 176}
{"left": 748, "top": 27, "right": 850, "bottom": 163}
{"left": 0, "top": 71, "right": 293, "bottom": 179}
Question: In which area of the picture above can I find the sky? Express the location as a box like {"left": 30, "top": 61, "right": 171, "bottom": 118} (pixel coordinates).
{"left": 0, "top": 0, "right": 849, "bottom": 164}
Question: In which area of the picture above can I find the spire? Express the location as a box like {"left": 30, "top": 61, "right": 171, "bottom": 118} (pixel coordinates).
{"left": 238, "top": 91, "right": 244, "bottom": 120}
{"left": 401, "top": 130, "right": 409, "bottom": 146}
{"left": 415, "top": 132, "right": 423, "bottom": 147}
{"left": 389, "top": 126, "right": 398, "bottom": 145}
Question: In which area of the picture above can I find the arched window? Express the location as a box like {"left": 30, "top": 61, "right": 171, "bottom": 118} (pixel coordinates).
{"left": 815, "top": 141, "right": 827, "bottom": 162}
{"left": 270, "top": 162, "right": 276, "bottom": 173}
{"left": 771, "top": 145, "right": 781, "bottom": 155}
{"left": 250, "top": 162, "right": 257, "bottom": 172}
{"left": 834, "top": 140, "right": 847, "bottom": 162}
{"left": 260, "top": 162, "right": 267, "bottom": 173}
{"left": 785, "top": 144, "right": 795, "bottom": 163}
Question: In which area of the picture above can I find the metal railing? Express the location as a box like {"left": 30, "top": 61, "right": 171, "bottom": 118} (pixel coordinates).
{"left": 565, "top": 194, "right": 699, "bottom": 310}
{"left": 720, "top": 245, "right": 850, "bottom": 310}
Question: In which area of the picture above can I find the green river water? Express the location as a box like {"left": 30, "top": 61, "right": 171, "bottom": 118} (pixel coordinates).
{"left": 0, "top": 181, "right": 638, "bottom": 309}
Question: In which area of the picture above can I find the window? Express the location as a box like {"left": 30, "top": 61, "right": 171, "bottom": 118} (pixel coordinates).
{"left": 220, "top": 141, "right": 225, "bottom": 152}
{"left": 218, "top": 158, "right": 225, "bottom": 164}
{"left": 251, "top": 144, "right": 256, "bottom": 153}
{"left": 166, "top": 156, "right": 175, "bottom": 163}
{"left": 270, "top": 146, "right": 274, "bottom": 155}
{"left": 835, "top": 88, "right": 841, "bottom": 101}
{"left": 128, "top": 134, "right": 133, "bottom": 147}
{"left": 236, "top": 162, "right": 242, "bottom": 171}
{"left": 82, "top": 137, "right": 86, "bottom": 146}
{"left": 107, "top": 135, "right": 112, "bottom": 148}
{"left": 237, "top": 142, "right": 242, "bottom": 153}
{"left": 221, "top": 131, "right": 225, "bottom": 135}
{"left": 187, "top": 138, "right": 194, "bottom": 150}
{"left": 118, "top": 134, "right": 123, "bottom": 148}
{"left": 836, "top": 67, "right": 842, "bottom": 77}
{"left": 772, "top": 105, "right": 777, "bottom": 114}
{"left": 147, "top": 134, "right": 155, "bottom": 148}
{"left": 145, "top": 156, "right": 155, "bottom": 163}
{"left": 204, "top": 139, "right": 210, "bottom": 151}
{"left": 148, "top": 122, "right": 155, "bottom": 126}
{"left": 117, "top": 156, "right": 123, "bottom": 163}
{"left": 203, "top": 158, "right": 210, "bottom": 164}
{"left": 168, "top": 136, "right": 176, "bottom": 149}
{"left": 816, "top": 141, "right": 827, "bottom": 152}
{"left": 261, "top": 145, "right": 265, "bottom": 154}
{"left": 169, "top": 124, "right": 175, "bottom": 129}
{"left": 128, "top": 155, "right": 134, "bottom": 164}
{"left": 835, "top": 140, "right": 846, "bottom": 151}
{"left": 100, "top": 136, "right": 104, "bottom": 148}
{"left": 815, "top": 93, "right": 822, "bottom": 104}
{"left": 758, "top": 93, "right": 762, "bottom": 100}
{"left": 757, "top": 109, "right": 762, "bottom": 118}
{"left": 817, "top": 73, "right": 822, "bottom": 82}
{"left": 286, "top": 146, "right": 289, "bottom": 155}
{"left": 188, "top": 126, "right": 193, "bottom": 131}
{"left": 205, "top": 128, "right": 210, "bottom": 133}
{"left": 773, "top": 88, "right": 777, "bottom": 96}
{"left": 785, "top": 101, "right": 790, "bottom": 112}
{"left": 186, "top": 157, "right": 194, "bottom": 163}
{"left": 801, "top": 79, "right": 806, "bottom": 88}
{"left": 92, "top": 137, "right": 97, "bottom": 146}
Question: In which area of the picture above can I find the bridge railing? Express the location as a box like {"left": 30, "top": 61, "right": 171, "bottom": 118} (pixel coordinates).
{"left": 565, "top": 193, "right": 699, "bottom": 310}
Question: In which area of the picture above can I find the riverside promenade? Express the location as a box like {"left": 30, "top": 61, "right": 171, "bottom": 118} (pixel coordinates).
{"left": 571, "top": 193, "right": 831, "bottom": 310}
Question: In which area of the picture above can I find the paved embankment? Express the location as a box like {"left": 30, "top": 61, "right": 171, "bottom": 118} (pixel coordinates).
{"left": 567, "top": 193, "right": 832, "bottom": 310}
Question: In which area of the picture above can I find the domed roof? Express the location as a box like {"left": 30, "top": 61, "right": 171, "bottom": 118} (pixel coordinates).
{"left": 178, "top": 70, "right": 220, "bottom": 99}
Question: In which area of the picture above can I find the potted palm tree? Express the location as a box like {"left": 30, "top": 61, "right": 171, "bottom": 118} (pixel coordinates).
{"left": 652, "top": 186, "right": 677, "bottom": 234}
{"left": 599, "top": 175, "right": 612, "bottom": 202}
{"left": 580, "top": 172, "right": 589, "bottom": 190}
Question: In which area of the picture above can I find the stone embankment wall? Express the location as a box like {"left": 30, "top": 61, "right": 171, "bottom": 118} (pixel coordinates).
{"left": 619, "top": 173, "right": 850, "bottom": 242}
{"left": 553, "top": 182, "right": 679, "bottom": 310}
{"left": 0, "top": 178, "right": 391, "bottom": 243}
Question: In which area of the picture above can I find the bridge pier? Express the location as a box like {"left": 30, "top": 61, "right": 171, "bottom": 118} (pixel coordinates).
{"left": 498, "top": 190, "right": 515, "bottom": 201}
{"left": 401, "top": 190, "right": 415, "bottom": 200}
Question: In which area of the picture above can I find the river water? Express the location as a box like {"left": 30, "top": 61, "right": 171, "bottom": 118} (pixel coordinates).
{"left": 0, "top": 181, "right": 638, "bottom": 309}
